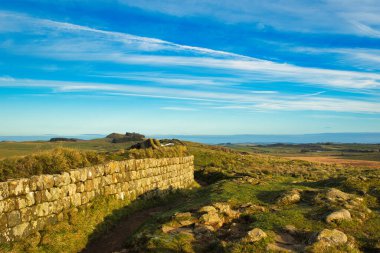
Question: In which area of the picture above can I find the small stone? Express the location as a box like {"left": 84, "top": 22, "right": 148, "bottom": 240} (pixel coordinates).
{"left": 277, "top": 189, "right": 301, "bottom": 205}
{"left": 315, "top": 229, "right": 348, "bottom": 245}
{"left": 198, "top": 205, "right": 217, "bottom": 213}
{"left": 326, "top": 209, "right": 351, "bottom": 223}
{"left": 244, "top": 228, "right": 267, "bottom": 242}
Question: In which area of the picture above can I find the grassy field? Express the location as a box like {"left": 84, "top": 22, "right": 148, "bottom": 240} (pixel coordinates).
{"left": 0, "top": 138, "right": 133, "bottom": 159}
{"left": 224, "top": 143, "right": 380, "bottom": 162}
{"left": 1, "top": 139, "right": 380, "bottom": 252}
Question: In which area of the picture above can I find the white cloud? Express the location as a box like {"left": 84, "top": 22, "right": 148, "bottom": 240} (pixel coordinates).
{"left": 1, "top": 77, "right": 380, "bottom": 114}
{"left": 2, "top": 11, "right": 380, "bottom": 91}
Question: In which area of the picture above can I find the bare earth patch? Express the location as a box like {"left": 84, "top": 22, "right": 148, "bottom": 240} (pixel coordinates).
{"left": 285, "top": 156, "right": 380, "bottom": 168}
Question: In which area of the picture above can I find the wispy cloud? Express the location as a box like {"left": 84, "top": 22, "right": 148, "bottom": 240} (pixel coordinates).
{"left": 1, "top": 77, "right": 380, "bottom": 114}
{"left": 1, "top": 11, "right": 380, "bottom": 91}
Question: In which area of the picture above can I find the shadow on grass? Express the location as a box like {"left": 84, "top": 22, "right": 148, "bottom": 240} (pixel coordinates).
{"left": 80, "top": 187, "right": 200, "bottom": 253}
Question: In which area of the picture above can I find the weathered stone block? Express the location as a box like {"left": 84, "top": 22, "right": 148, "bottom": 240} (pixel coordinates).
{"left": 0, "top": 182, "right": 9, "bottom": 200}
{"left": 35, "top": 202, "right": 50, "bottom": 217}
{"left": 11, "top": 222, "right": 32, "bottom": 239}
{"left": 0, "top": 213, "right": 8, "bottom": 228}
{"left": 84, "top": 180, "right": 94, "bottom": 192}
{"left": 70, "top": 193, "right": 82, "bottom": 207}
{"left": 7, "top": 210, "right": 22, "bottom": 227}
{"left": 54, "top": 172, "right": 71, "bottom": 187}
{"left": 79, "top": 169, "right": 88, "bottom": 182}
{"left": 69, "top": 170, "right": 81, "bottom": 183}
{"left": 8, "top": 179, "right": 29, "bottom": 196}
{"left": 76, "top": 182, "right": 85, "bottom": 193}
{"left": 1, "top": 198, "right": 16, "bottom": 213}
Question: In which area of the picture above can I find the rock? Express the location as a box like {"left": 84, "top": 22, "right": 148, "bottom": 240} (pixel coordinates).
{"left": 198, "top": 205, "right": 217, "bottom": 213}
{"left": 173, "top": 212, "right": 197, "bottom": 226}
{"left": 315, "top": 229, "right": 348, "bottom": 245}
{"left": 277, "top": 189, "right": 301, "bottom": 205}
{"left": 199, "top": 212, "right": 224, "bottom": 228}
{"left": 326, "top": 188, "right": 350, "bottom": 202}
{"left": 244, "top": 228, "right": 267, "bottom": 242}
{"left": 213, "top": 202, "right": 239, "bottom": 219}
{"left": 240, "top": 203, "right": 267, "bottom": 215}
{"left": 325, "top": 209, "right": 351, "bottom": 223}
{"left": 284, "top": 225, "right": 298, "bottom": 235}
{"left": 129, "top": 139, "right": 161, "bottom": 149}
{"left": 161, "top": 224, "right": 176, "bottom": 233}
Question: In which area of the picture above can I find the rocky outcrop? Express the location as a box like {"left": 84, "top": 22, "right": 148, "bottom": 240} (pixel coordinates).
{"left": 244, "top": 228, "right": 267, "bottom": 242}
{"left": 0, "top": 156, "right": 194, "bottom": 242}
{"left": 325, "top": 209, "right": 352, "bottom": 223}
{"left": 315, "top": 229, "right": 348, "bottom": 245}
{"left": 276, "top": 189, "right": 302, "bottom": 205}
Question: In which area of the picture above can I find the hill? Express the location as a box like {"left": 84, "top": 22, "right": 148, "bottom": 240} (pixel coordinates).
{"left": 1, "top": 139, "right": 379, "bottom": 253}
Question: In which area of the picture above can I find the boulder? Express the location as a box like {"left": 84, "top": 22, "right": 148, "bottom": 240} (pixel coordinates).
{"left": 244, "top": 228, "right": 267, "bottom": 242}
{"left": 198, "top": 205, "right": 217, "bottom": 213}
{"left": 129, "top": 138, "right": 161, "bottom": 149}
{"left": 213, "top": 202, "right": 239, "bottom": 219}
{"left": 315, "top": 229, "right": 348, "bottom": 245}
{"left": 325, "top": 209, "right": 351, "bottom": 223}
{"left": 326, "top": 188, "right": 351, "bottom": 202}
{"left": 173, "top": 212, "right": 197, "bottom": 227}
{"left": 199, "top": 212, "right": 224, "bottom": 228}
{"left": 277, "top": 189, "right": 301, "bottom": 205}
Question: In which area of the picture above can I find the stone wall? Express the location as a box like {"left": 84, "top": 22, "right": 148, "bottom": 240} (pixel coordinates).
{"left": 0, "top": 156, "right": 194, "bottom": 242}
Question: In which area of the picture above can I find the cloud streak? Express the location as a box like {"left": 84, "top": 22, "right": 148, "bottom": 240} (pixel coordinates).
{"left": 1, "top": 77, "right": 380, "bottom": 114}
{"left": 1, "top": 11, "right": 380, "bottom": 92}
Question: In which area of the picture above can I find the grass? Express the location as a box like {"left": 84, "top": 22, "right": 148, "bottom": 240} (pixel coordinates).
{"left": 0, "top": 148, "right": 106, "bottom": 181}
{"left": 0, "top": 143, "right": 189, "bottom": 181}
{"left": 224, "top": 143, "right": 380, "bottom": 162}
{"left": 0, "top": 139, "right": 379, "bottom": 252}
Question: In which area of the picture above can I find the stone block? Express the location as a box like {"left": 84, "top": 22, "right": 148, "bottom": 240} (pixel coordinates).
{"left": 54, "top": 172, "right": 71, "bottom": 187}
{"left": 0, "top": 182, "right": 9, "bottom": 200}
{"left": 11, "top": 222, "right": 32, "bottom": 239}
{"left": 84, "top": 180, "right": 94, "bottom": 192}
{"left": 69, "top": 170, "right": 81, "bottom": 183}
{"left": 35, "top": 202, "right": 50, "bottom": 217}
{"left": 7, "top": 210, "right": 22, "bottom": 227}
{"left": 76, "top": 182, "right": 85, "bottom": 193}
{"left": 8, "top": 179, "right": 29, "bottom": 196}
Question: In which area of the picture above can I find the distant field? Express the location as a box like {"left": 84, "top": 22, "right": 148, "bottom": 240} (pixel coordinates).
{"left": 0, "top": 138, "right": 133, "bottom": 159}
{"left": 225, "top": 143, "right": 380, "bottom": 162}
{"left": 285, "top": 156, "right": 380, "bottom": 168}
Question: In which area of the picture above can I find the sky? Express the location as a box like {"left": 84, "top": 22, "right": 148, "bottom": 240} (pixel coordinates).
{"left": 1, "top": 0, "right": 380, "bottom": 135}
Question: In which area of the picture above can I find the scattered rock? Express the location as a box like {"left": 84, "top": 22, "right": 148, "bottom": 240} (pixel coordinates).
{"left": 213, "top": 202, "right": 239, "bottom": 219}
{"left": 325, "top": 209, "right": 351, "bottom": 223}
{"left": 277, "top": 189, "right": 301, "bottom": 205}
{"left": 173, "top": 212, "right": 197, "bottom": 226}
{"left": 161, "top": 224, "right": 176, "bottom": 233}
{"left": 326, "top": 188, "right": 351, "bottom": 202}
{"left": 199, "top": 212, "right": 224, "bottom": 228}
{"left": 315, "top": 229, "right": 348, "bottom": 245}
{"left": 243, "top": 228, "right": 267, "bottom": 242}
{"left": 129, "top": 138, "right": 161, "bottom": 149}
{"left": 198, "top": 205, "right": 217, "bottom": 214}
{"left": 239, "top": 203, "right": 267, "bottom": 214}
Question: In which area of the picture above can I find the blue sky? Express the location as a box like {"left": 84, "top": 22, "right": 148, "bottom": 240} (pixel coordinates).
{"left": 1, "top": 0, "right": 380, "bottom": 135}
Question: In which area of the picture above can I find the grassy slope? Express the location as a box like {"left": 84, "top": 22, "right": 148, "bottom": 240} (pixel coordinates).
{"left": 126, "top": 142, "right": 380, "bottom": 252}
{"left": 1, "top": 141, "right": 379, "bottom": 252}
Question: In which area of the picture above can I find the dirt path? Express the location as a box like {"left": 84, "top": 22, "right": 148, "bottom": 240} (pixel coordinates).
{"left": 80, "top": 204, "right": 173, "bottom": 253}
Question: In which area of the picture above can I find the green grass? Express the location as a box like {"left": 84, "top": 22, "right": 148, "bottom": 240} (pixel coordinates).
{"left": 224, "top": 143, "right": 380, "bottom": 161}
